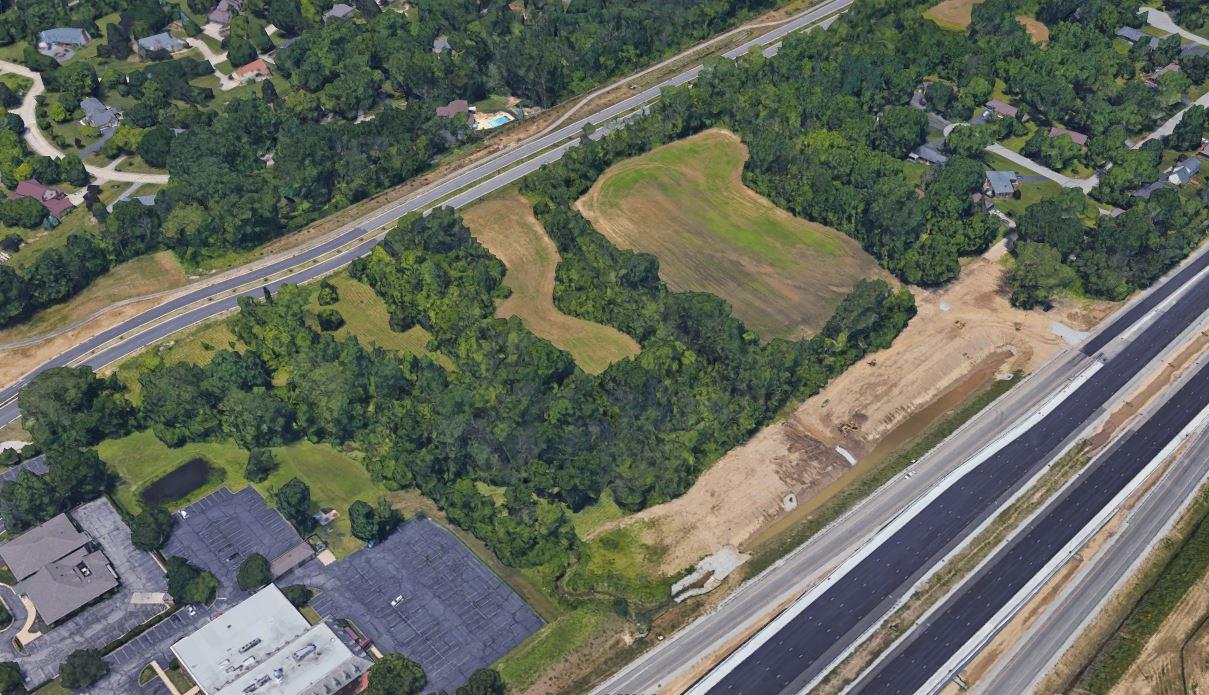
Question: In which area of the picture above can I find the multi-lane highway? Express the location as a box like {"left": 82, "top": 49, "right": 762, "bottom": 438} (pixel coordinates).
{"left": 0, "top": 0, "right": 852, "bottom": 427}
{"left": 856, "top": 349, "right": 1209, "bottom": 693}
{"left": 686, "top": 245, "right": 1209, "bottom": 694}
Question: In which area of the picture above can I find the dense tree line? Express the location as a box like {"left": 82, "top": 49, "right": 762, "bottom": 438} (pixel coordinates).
{"left": 1010, "top": 186, "right": 1209, "bottom": 306}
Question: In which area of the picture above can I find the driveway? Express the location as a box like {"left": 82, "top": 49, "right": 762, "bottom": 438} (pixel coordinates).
{"left": 1143, "top": 7, "right": 1209, "bottom": 47}
{"left": 0, "top": 59, "right": 168, "bottom": 184}
{"left": 985, "top": 143, "right": 1099, "bottom": 192}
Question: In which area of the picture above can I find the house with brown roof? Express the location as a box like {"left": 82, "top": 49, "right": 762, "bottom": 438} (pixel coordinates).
{"left": 1048, "top": 127, "right": 1088, "bottom": 147}
{"left": 9, "top": 179, "right": 73, "bottom": 219}
{"left": 232, "top": 58, "right": 270, "bottom": 84}
{"left": 985, "top": 99, "right": 1020, "bottom": 119}
{"left": 436, "top": 99, "right": 471, "bottom": 118}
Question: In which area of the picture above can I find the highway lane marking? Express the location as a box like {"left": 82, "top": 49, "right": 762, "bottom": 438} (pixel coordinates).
{"left": 686, "top": 361, "right": 1104, "bottom": 695}
{"left": 919, "top": 367, "right": 1209, "bottom": 695}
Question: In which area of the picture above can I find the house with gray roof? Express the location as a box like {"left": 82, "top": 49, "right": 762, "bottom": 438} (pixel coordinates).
{"left": 37, "top": 28, "right": 89, "bottom": 47}
{"left": 0, "top": 513, "right": 118, "bottom": 627}
{"left": 323, "top": 2, "right": 356, "bottom": 22}
{"left": 80, "top": 96, "right": 120, "bottom": 129}
{"left": 909, "top": 143, "right": 948, "bottom": 165}
{"left": 433, "top": 36, "right": 451, "bottom": 54}
{"left": 138, "top": 32, "right": 187, "bottom": 55}
{"left": 1169, "top": 157, "right": 1201, "bottom": 185}
{"left": 985, "top": 170, "right": 1020, "bottom": 198}
{"left": 208, "top": 0, "right": 244, "bottom": 26}
{"left": 1116, "top": 26, "right": 1161, "bottom": 48}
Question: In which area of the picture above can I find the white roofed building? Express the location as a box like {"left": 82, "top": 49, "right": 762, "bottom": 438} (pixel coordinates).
{"left": 171, "top": 584, "right": 370, "bottom": 695}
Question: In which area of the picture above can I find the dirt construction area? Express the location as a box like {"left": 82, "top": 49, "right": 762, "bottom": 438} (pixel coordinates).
{"left": 595, "top": 247, "right": 1108, "bottom": 575}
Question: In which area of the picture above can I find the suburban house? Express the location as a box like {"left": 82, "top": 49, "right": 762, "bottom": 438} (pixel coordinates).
{"left": 1048, "top": 126, "right": 1088, "bottom": 147}
{"left": 433, "top": 36, "right": 451, "bottom": 54}
{"left": 323, "top": 2, "right": 356, "bottom": 22}
{"left": 172, "top": 584, "right": 371, "bottom": 695}
{"left": 232, "top": 58, "right": 271, "bottom": 84}
{"left": 37, "top": 27, "right": 89, "bottom": 47}
{"left": 9, "top": 179, "right": 74, "bottom": 219}
{"left": 985, "top": 98, "right": 1024, "bottom": 121}
{"left": 0, "top": 514, "right": 117, "bottom": 629}
{"left": 137, "top": 32, "right": 187, "bottom": 56}
{"left": 985, "top": 170, "right": 1020, "bottom": 198}
{"left": 208, "top": 0, "right": 244, "bottom": 26}
{"left": 909, "top": 143, "right": 948, "bottom": 165}
{"left": 1182, "top": 45, "right": 1209, "bottom": 60}
{"left": 1116, "top": 26, "right": 1161, "bottom": 48}
{"left": 436, "top": 98, "right": 471, "bottom": 118}
{"left": 80, "top": 96, "right": 120, "bottom": 129}
{"left": 1169, "top": 157, "right": 1201, "bottom": 185}
{"left": 37, "top": 27, "right": 90, "bottom": 61}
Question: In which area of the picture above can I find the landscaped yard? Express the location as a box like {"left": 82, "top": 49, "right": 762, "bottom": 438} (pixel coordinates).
{"left": 98, "top": 430, "right": 391, "bottom": 558}
{"left": 576, "top": 128, "right": 888, "bottom": 340}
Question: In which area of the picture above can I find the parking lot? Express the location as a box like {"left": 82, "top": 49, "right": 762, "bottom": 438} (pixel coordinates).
{"left": 294, "top": 518, "right": 543, "bottom": 691}
{"left": 163, "top": 487, "right": 305, "bottom": 595}
{"left": 0, "top": 498, "right": 169, "bottom": 686}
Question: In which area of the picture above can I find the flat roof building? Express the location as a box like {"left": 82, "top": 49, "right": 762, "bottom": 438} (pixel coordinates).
{"left": 172, "top": 584, "right": 370, "bottom": 695}
{"left": 0, "top": 513, "right": 118, "bottom": 626}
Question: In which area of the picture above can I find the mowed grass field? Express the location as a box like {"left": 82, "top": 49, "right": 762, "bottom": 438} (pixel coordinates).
{"left": 461, "top": 191, "right": 640, "bottom": 373}
{"left": 576, "top": 129, "right": 887, "bottom": 341}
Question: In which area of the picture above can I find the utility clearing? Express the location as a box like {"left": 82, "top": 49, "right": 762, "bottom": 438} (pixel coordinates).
{"left": 461, "top": 190, "right": 640, "bottom": 374}
{"left": 577, "top": 129, "right": 887, "bottom": 341}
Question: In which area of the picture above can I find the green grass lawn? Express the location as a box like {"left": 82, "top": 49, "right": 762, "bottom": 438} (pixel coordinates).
{"left": 990, "top": 180, "right": 1064, "bottom": 219}
{"left": 495, "top": 606, "right": 624, "bottom": 692}
{"left": 305, "top": 274, "right": 439, "bottom": 360}
{"left": 0, "top": 72, "right": 31, "bottom": 96}
{"left": 99, "top": 430, "right": 386, "bottom": 558}
{"left": 578, "top": 128, "right": 888, "bottom": 340}
{"left": 902, "top": 160, "right": 929, "bottom": 188}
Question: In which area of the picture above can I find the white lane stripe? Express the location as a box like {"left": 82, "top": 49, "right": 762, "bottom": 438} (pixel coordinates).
{"left": 920, "top": 386, "right": 1209, "bottom": 695}
{"left": 686, "top": 360, "right": 1104, "bottom": 695}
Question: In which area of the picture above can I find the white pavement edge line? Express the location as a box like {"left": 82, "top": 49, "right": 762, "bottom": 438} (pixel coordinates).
{"left": 922, "top": 377, "right": 1209, "bottom": 695}
{"left": 842, "top": 308, "right": 1209, "bottom": 695}
{"left": 979, "top": 437, "right": 1209, "bottom": 695}
{"left": 684, "top": 360, "right": 1105, "bottom": 695}
{"left": 592, "top": 347, "right": 1081, "bottom": 695}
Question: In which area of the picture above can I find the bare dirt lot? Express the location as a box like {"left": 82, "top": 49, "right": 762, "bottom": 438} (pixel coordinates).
{"left": 597, "top": 250, "right": 1100, "bottom": 574}
{"left": 460, "top": 191, "right": 640, "bottom": 374}
{"left": 577, "top": 129, "right": 888, "bottom": 341}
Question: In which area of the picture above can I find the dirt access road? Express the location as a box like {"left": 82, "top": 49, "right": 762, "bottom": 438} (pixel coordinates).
{"left": 595, "top": 244, "right": 1109, "bottom": 575}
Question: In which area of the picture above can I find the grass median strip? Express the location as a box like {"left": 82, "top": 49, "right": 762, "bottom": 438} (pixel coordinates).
{"left": 1072, "top": 482, "right": 1209, "bottom": 693}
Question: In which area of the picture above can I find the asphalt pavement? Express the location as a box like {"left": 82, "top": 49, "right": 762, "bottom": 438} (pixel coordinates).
{"left": 0, "top": 0, "right": 853, "bottom": 428}
{"left": 974, "top": 418, "right": 1209, "bottom": 694}
{"left": 692, "top": 248, "right": 1209, "bottom": 694}
{"left": 855, "top": 351, "right": 1209, "bottom": 694}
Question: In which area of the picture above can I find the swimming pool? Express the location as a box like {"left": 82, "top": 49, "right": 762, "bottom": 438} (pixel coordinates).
{"left": 486, "top": 114, "right": 513, "bottom": 128}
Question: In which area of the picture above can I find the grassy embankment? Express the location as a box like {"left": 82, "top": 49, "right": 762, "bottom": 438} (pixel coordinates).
{"left": 577, "top": 128, "right": 887, "bottom": 341}
{"left": 460, "top": 190, "right": 640, "bottom": 374}
{"left": 1073, "top": 486, "right": 1209, "bottom": 692}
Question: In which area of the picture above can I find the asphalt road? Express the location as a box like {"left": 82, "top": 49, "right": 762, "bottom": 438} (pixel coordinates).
{"left": 596, "top": 248, "right": 1209, "bottom": 695}
{"left": 975, "top": 422, "right": 1209, "bottom": 694}
{"left": 0, "top": 0, "right": 852, "bottom": 427}
{"left": 855, "top": 353, "right": 1209, "bottom": 694}
{"left": 695, "top": 248, "right": 1209, "bottom": 694}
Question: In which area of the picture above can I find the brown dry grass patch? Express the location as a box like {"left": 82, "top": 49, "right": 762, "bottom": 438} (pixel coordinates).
{"left": 0, "top": 251, "right": 187, "bottom": 344}
{"left": 1016, "top": 15, "right": 1051, "bottom": 43}
{"left": 923, "top": 0, "right": 980, "bottom": 30}
{"left": 461, "top": 191, "right": 640, "bottom": 374}
{"left": 576, "top": 129, "right": 887, "bottom": 341}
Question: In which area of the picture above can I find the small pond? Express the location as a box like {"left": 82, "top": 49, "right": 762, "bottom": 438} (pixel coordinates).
{"left": 139, "top": 457, "right": 214, "bottom": 506}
